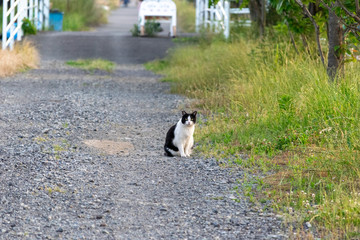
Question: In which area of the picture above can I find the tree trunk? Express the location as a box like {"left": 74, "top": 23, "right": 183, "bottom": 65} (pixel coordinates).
{"left": 327, "top": 2, "right": 344, "bottom": 81}
{"left": 249, "top": 0, "right": 266, "bottom": 37}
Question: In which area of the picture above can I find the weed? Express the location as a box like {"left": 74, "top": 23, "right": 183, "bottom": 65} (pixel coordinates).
{"left": 67, "top": 58, "right": 116, "bottom": 73}
{"left": 144, "top": 21, "right": 163, "bottom": 37}
{"left": 45, "top": 185, "right": 66, "bottom": 195}
{"left": 147, "top": 34, "right": 360, "bottom": 238}
{"left": 22, "top": 18, "right": 37, "bottom": 35}
{"left": 130, "top": 24, "right": 140, "bottom": 37}
{"left": 0, "top": 41, "right": 39, "bottom": 77}
{"left": 51, "top": 0, "right": 108, "bottom": 31}
{"left": 34, "top": 136, "right": 48, "bottom": 143}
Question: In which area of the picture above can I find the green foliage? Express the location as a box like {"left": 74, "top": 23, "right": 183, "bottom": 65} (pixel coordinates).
{"left": 270, "top": 0, "right": 360, "bottom": 56}
{"left": 51, "top": 0, "right": 108, "bottom": 31}
{"left": 148, "top": 34, "right": 360, "bottom": 237}
{"left": 173, "top": 0, "right": 196, "bottom": 33}
{"left": 144, "top": 20, "right": 163, "bottom": 37}
{"left": 270, "top": 0, "right": 315, "bottom": 35}
{"left": 130, "top": 24, "right": 140, "bottom": 36}
{"left": 66, "top": 59, "right": 116, "bottom": 73}
{"left": 131, "top": 21, "right": 163, "bottom": 37}
{"left": 21, "top": 18, "right": 37, "bottom": 35}
{"left": 62, "top": 13, "right": 86, "bottom": 31}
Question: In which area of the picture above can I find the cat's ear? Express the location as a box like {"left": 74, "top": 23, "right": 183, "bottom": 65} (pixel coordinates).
{"left": 182, "top": 111, "right": 187, "bottom": 116}
{"left": 192, "top": 111, "right": 197, "bottom": 116}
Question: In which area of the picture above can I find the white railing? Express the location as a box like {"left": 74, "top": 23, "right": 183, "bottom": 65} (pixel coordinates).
{"left": 196, "top": 0, "right": 250, "bottom": 39}
{"left": 138, "top": 0, "right": 177, "bottom": 37}
{"left": 2, "top": 0, "right": 50, "bottom": 50}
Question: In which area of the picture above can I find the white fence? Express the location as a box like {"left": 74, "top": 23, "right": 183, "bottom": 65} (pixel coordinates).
{"left": 2, "top": 0, "right": 50, "bottom": 50}
{"left": 196, "top": 0, "right": 250, "bottom": 39}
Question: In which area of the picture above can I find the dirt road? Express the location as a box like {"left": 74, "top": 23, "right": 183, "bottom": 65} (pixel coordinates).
{"left": 0, "top": 5, "right": 285, "bottom": 239}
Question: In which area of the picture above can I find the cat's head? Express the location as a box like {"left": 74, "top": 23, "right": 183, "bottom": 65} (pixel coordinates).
{"left": 181, "top": 111, "right": 197, "bottom": 126}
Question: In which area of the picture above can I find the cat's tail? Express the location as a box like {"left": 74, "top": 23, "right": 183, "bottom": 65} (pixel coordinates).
{"left": 164, "top": 145, "right": 174, "bottom": 157}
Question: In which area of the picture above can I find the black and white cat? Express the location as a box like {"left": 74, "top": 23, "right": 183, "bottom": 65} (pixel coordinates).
{"left": 164, "top": 111, "right": 197, "bottom": 157}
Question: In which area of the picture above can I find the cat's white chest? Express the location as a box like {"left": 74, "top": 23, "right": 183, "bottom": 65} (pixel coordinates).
{"left": 173, "top": 120, "right": 195, "bottom": 146}
{"left": 164, "top": 111, "right": 198, "bottom": 158}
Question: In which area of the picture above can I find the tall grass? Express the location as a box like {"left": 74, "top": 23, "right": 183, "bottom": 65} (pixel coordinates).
{"left": 147, "top": 38, "right": 360, "bottom": 238}
{"left": 51, "top": 0, "right": 108, "bottom": 31}
{"left": 173, "top": 0, "right": 196, "bottom": 33}
{"left": 0, "top": 41, "right": 39, "bottom": 77}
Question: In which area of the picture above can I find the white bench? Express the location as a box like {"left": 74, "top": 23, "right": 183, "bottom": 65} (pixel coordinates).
{"left": 138, "top": 0, "right": 177, "bottom": 37}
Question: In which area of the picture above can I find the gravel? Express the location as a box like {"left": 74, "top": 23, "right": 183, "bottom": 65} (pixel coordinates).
{"left": 0, "top": 61, "right": 286, "bottom": 239}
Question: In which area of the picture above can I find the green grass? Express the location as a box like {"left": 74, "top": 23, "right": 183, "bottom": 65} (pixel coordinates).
{"left": 173, "top": 0, "right": 196, "bottom": 33}
{"left": 146, "top": 36, "right": 360, "bottom": 238}
{"left": 67, "top": 58, "right": 116, "bottom": 73}
{"left": 51, "top": 0, "right": 107, "bottom": 31}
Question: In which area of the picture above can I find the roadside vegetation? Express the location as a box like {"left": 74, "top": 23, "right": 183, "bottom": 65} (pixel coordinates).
{"left": 67, "top": 59, "right": 116, "bottom": 73}
{"left": 173, "top": 0, "right": 196, "bottom": 33}
{"left": 0, "top": 41, "right": 39, "bottom": 77}
{"left": 146, "top": 1, "right": 360, "bottom": 239}
{"left": 51, "top": 0, "right": 111, "bottom": 31}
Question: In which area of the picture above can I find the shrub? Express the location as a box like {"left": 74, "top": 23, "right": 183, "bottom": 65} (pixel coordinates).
{"left": 51, "top": 0, "right": 108, "bottom": 31}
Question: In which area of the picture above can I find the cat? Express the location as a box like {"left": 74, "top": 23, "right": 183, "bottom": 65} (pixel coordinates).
{"left": 164, "top": 111, "right": 197, "bottom": 157}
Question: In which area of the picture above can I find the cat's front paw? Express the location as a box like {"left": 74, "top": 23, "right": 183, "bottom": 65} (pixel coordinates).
{"left": 180, "top": 154, "right": 187, "bottom": 158}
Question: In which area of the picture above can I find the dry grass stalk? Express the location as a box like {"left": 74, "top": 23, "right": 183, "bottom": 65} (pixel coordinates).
{"left": 96, "top": 0, "right": 120, "bottom": 8}
{"left": 0, "top": 41, "right": 39, "bottom": 78}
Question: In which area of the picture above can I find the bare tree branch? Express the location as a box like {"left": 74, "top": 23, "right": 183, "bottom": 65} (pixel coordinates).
{"left": 294, "top": 0, "right": 325, "bottom": 66}
{"left": 336, "top": 0, "right": 360, "bottom": 24}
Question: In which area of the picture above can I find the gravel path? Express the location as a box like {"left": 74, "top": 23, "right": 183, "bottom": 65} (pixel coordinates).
{"left": 0, "top": 6, "right": 286, "bottom": 240}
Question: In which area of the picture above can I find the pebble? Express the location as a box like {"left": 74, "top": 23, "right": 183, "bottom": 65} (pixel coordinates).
{"left": 0, "top": 61, "right": 286, "bottom": 239}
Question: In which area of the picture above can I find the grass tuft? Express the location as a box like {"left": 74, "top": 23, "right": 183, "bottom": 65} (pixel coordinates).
{"left": 66, "top": 58, "right": 116, "bottom": 73}
{"left": 148, "top": 36, "right": 360, "bottom": 238}
{"left": 0, "top": 41, "right": 39, "bottom": 77}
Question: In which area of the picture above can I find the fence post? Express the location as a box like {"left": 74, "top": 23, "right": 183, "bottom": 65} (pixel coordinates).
{"left": 224, "top": 0, "right": 230, "bottom": 39}
{"left": 34, "top": 0, "right": 39, "bottom": 28}
{"left": 2, "top": 0, "right": 50, "bottom": 50}
{"left": 9, "top": 0, "right": 15, "bottom": 50}
{"left": 18, "top": 0, "right": 25, "bottom": 41}
{"left": 2, "top": 0, "right": 8, "bottom": 50}
{"left": 204, "top": 0, "right": 208, "bottom": 29}
{"left": 44, "top": 0, "right": 49, "bottom": 29}
{"left": 29, "top": 0, "right": 33, "bottom": 21}
{"left": 38, "top": 0, "right": 43, "bottom": 30}
{"left": 210, "top": 5, "right": 214, "bottom": 31}
{"left": 195, "top": 0, "right": 200, "bottom": 32}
